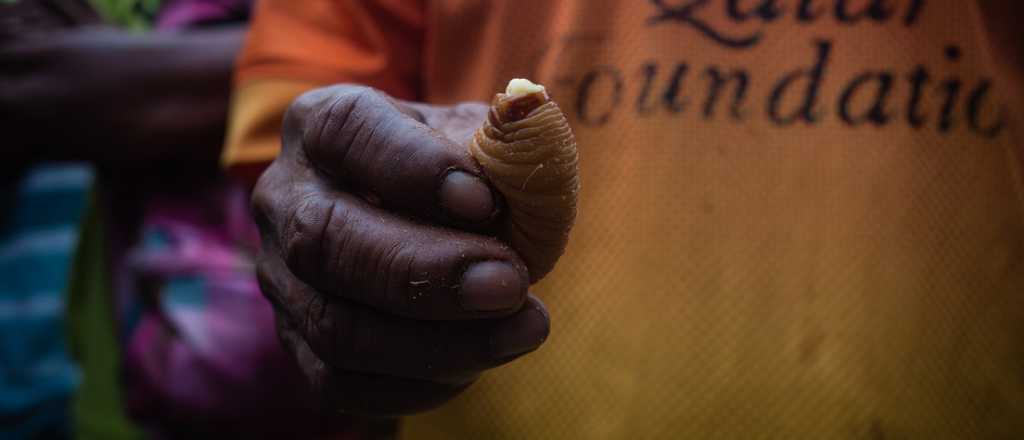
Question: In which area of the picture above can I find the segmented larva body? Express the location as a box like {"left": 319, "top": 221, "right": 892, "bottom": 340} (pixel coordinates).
{"left": 469, "top": 79, "right": 580, "bottom": 283}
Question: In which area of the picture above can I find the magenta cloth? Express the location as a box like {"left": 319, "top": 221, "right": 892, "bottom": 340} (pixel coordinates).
{"left": 113, "top": 1, "right": 334, "bottom": 436}
{"left": 155, "top": 0, "right": 249, "bottom": 29}
{"left": 118, "top": 182, "right": 327, "bottom": 436}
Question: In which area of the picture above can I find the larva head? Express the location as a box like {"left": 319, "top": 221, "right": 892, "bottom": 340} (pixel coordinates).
{"left": 471, "top": 78, "right": 579, "bottom": 283}
{"left": 492, "top": 78, "right": 550, "bottom": 124}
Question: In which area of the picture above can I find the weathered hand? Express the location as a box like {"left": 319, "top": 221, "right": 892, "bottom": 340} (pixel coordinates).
{"left": 252, "top": 85, "right": 551, "bottom": 416}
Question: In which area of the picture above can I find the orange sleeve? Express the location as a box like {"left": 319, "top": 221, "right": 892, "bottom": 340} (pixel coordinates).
{"left": 222, "top": 0, "right": 425, "bottom": 183}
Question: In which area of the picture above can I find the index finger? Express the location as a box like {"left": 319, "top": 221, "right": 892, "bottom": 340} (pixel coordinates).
{"left": 285, "top": 85, "right": 498, "bottom": 226}
{"left": 252, "top": 161, "right": 529, "bottom": 319}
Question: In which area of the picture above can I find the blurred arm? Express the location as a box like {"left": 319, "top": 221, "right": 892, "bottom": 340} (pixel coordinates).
{"left": 0, "top": 25, "right": 244, "bottom": 167}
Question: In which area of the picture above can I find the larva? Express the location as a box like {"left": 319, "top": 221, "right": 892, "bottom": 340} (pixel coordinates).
{"left": 469, "top": 79, "right": 580, "bottom": 283}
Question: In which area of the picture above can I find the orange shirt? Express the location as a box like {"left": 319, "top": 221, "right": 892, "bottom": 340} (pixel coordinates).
{"left": 225, "top": 1, "right": 1024, "bottom": 438}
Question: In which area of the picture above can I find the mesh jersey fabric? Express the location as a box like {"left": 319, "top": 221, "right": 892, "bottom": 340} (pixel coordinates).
{"left": 226, "top": 0, "right": 1024, "bottom": 438}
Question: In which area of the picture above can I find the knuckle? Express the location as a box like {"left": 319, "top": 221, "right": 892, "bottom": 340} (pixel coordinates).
{"left": 255, "top": 259, "right": 278, "bottom": 303}
{"left": 250, "top": 161, "right": 294, "bottom": 231}
{"left": 299, "top": 293, "right": 334, "bottom": 351}
{"left": 274, "top": 314, "right": 337, "bottom": 398}
{"left": 301, "top": 85, "right": 380, "bottom": 166}
{"left": 281, "top": 194, "right": 364, "bottom": 298}
{"left": 281, "top": 194, "right": 336, "bottom": 280}
{"left": 283, "top": 87, "right": 330, "bottom": 134}
{"left": 301, "top": 295, "right": 364, "bottom": 372}
{"left": 250, "top": 172, "right": 276, "bottom": 222}
{"left": 380, "top": 241, "right": 415, "bottom": 313}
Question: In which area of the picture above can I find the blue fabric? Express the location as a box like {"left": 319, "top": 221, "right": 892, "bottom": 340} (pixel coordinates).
{"left": 0, "top": 164, "right": 93, "bottom": 440}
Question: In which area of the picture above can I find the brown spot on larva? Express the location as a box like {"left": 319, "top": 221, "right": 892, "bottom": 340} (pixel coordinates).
{"left": 494, "top": 91, "right": 549, "bottom": 123}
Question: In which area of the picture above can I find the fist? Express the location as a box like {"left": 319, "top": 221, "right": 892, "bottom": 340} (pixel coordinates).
{"left": 252, "top": 85, "right": 551, "bottom": 416}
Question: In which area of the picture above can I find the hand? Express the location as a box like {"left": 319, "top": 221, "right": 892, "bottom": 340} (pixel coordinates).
{"left": 252, "top": 85, "right": 551, "bottom": 416}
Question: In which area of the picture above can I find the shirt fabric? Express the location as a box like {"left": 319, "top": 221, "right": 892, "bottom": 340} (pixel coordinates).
{"left": 226, "top": 1, "right": 1024, "bottom": 438}
{"left": 0, "top": 164, "right": 92, "bottom": 440}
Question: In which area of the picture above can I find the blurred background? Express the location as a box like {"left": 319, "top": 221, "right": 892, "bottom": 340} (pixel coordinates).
{"left": 2, "top": 1, "right": 1023, "bottom": 439}
{"left": 0, "top": 0, "right": 336, "bottom": 438}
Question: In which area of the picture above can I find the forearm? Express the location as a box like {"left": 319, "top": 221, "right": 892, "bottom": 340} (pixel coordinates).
{"left": 1, "top": 25, "right": 244, "bottom": 167}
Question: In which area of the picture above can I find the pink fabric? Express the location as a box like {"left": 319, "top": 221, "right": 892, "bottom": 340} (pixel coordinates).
{"left": 118, "top": 183, "right": 326, "bottom": 435}
{"left": 118, "top": 2, "right": 337, "bottom": 435}
{"left": 155, "top": 0, "right": 249, "bottom": 30}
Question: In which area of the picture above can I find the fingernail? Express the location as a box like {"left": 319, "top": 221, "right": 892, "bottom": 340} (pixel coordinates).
{"left": 491, "top": 307, "right": 549, "bottom": 359}
{"left": 440, "top": 170, "right": 495, "bottom": 223}
{"left": 459, "top": 261, "right": 522, "bottom": 312}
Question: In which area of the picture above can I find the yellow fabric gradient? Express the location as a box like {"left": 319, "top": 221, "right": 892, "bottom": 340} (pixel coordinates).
{"left": 225, "top": 1, "right": 1024, "bottom": 438}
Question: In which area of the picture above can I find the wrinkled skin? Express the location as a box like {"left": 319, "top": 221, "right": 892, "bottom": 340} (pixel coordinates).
{"left": 253, "top": 85, "right": 552, "bottom": 416}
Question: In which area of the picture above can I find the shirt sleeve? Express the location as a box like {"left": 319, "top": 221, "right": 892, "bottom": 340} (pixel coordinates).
{"left": 222, "top": 0, "right": 425, "bottom": 184}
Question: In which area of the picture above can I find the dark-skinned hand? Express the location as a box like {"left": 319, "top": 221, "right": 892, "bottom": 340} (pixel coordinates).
{"left": 252, "top": 85, "right": 552, "bottom": 417}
